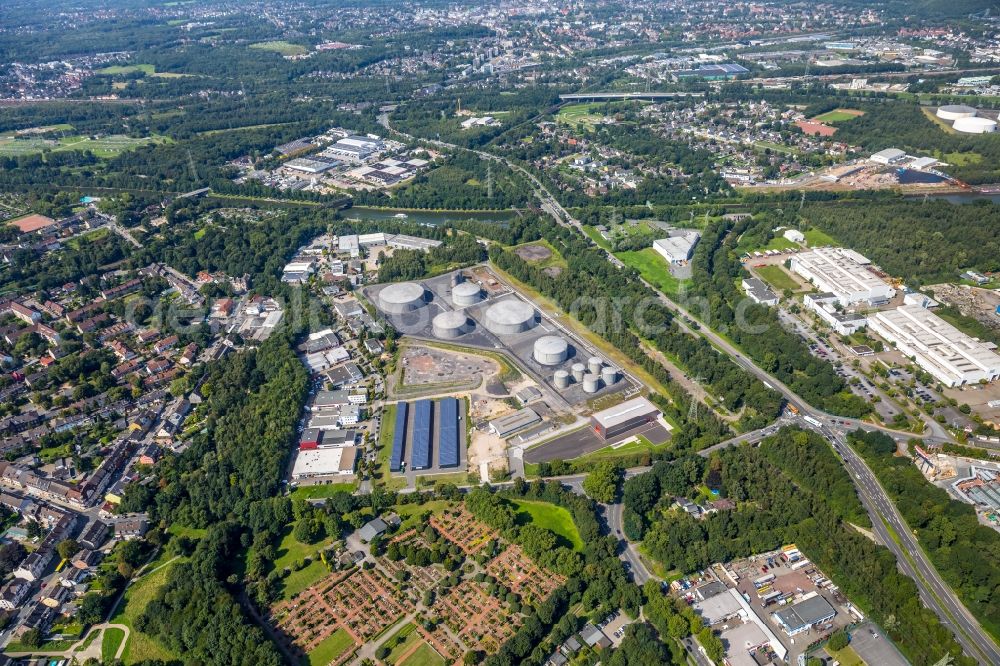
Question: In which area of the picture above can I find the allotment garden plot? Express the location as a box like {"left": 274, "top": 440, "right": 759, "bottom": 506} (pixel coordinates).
{"left": 268, "top": 504, "right": 565, "bottom": 665}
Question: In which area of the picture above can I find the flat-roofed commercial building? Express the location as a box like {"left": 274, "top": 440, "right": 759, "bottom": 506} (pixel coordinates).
{"left": 652, "top": 231, "right": 701, "bottom": 263}
{"left": 489, "top": 408, "right": 541, "bottom": 438}
{"left": 291, "top": 446, "right": 358, "bottom": 481}
{"left": 412, "top": 399, "right": 433, "bottom": 470}
{"left": 773, "top": 595, "right": 836, "bottom": 636}
{"left": 804, "top": 293, "right": 867, "bottom": 335}
{"left": 590, "top": 397, "right": 661, "bottom": 440}
{"left": 868, "top": 304, "right": 1000, "bottom": 387}
{"left": 790, "top": 247, "right": 894, "bottom": 306}
{"left": 742, "top": 278, "right": 778, "bottom": 306}
{"left": 438, "top": 397, "right": 460, "bottom": 468}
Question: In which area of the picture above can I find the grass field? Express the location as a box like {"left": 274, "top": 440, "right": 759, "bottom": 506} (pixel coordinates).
{"left": 308, "top": 628, "right": 355, "bottom": 666}
{"left": 289, "top": 483, "right": 356, "bottom": 500}
{"left": 812, "top": 109, "right": 864, "bottom": 124}
{"left": 510, "top": 498, "right": 584, "bottom": 551}
{"left": 617, "top": 247, "right": 687, "bottom": 296}
{"left": 399, "top": 642, "right": 446, "bottom": 666}
{"left": 98, "top": 64, "right": 188, "bottom": 78}
{"left": 754, "top": 264, "right": 800, "bottom": 292}
{"left": 557, "top": 103, "right": 604, "bottom": 127}
{"left": 582, "top": 224, "right": 612, "bottom": 251}
{"left": 376, "top": 403, "right": 408, "bottom": 491}
{"left": 102, "top": 628, "right": 126, "bottom": 662}
{"left": 826, "top": 644, "right": 865, "bottom": 666}
{"left": 936, "top": 150, "right": 983, "bottom": 166}
{"left": 385, "top": 623, "right": 420, "bottom": 664}
{"left": 802, "top": 228, "right": 838, "bottom": 247}
{"left": 0, "top": 133, "right": 167, "bottom": 158}
{"left": 250, "top": 41, "right": 308, "bottom": 56}
{"left": 167, "top": 524, "right": 206, "bottom": 540}
{"left": 110, "top": 557, "right": 183, "bottom": 664}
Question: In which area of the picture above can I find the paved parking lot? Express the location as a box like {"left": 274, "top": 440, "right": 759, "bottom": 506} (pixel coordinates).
{"left": 524, "top": 421, "right": 670, "bottom": 463}
{"left": 848, "top": 623, "right": 908, "bottom": 666}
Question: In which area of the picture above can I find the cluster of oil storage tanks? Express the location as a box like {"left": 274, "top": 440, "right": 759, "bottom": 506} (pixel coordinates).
{"left": 552, "top": 355, "right": 618, "bottom": 393}
{"left": 935, "top": 105, "right": 997, "bottom": 134}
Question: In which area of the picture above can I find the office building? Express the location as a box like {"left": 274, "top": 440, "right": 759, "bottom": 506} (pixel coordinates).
{"left": 742, "top": 278, "right": 779, "bottom": 306}
{"left": 803, "top": 293, "right": 867, "bottom": 335}
{"left": 652, "top": 231, "right": 701, "bottom": 263}
{"left": 590, "top": 397, "right": 661, "bottom": 440}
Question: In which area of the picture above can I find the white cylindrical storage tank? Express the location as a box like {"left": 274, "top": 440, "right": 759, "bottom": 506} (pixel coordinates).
{"left": 936, "top": 104, "right": 977, "bottom": 121}
{"left": 379, "top": 282, "right": 426, "bottom": 314}
{"left": 554, "top": 370, "right": 570, "bottom": 390}
{"left": 533, "top": 335, "right": 569, "bottom": 366}
{"left": 587, "top": 356, "right": 603, "bottom": 375}
{"left": 432, "top": 311, "right": 470, "bottom": 339}
{"left": 452, "top": 281, "right": 483, "bottom": 307}
{"left": 601, "top": 366, "right": 619, "bottom": 385}
{"left": 484, "top": 300, "right": 536, "bottom": 335}
{"left": 582, "top": 373, "right": 601, "bottom": 393}
{"left": 953, "top": 117, "right": 997, "bottom": 134}
{"left": 571, "top": 363, "right": 586, "bottom": 382}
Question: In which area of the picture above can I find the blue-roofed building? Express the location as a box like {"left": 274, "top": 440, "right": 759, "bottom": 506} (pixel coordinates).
{"left": 390, "top": 402, "right": 408, "bottom": 472}
{"left": 439, "top": 397, "right": 459, "bottom": 468}
{"left": 412, "top": 399, "right": 432, "bottom": 470}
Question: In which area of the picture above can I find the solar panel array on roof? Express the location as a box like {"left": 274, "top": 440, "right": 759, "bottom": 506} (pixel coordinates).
{"left": 412, "top": 399, "right": 432, "bottom": 470}
{"left": 390, "top": 402, "right": 407, "bottom": 472}
{"left": 439, "top": 397, "right": 459, "bottom": 468}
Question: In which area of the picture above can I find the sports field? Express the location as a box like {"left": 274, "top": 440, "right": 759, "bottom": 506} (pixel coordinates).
{"left": 250, "top": 41, "right": 309, "bottom": 56}
{"left": 812, "top": 109, "right": 865, "bottom": 124}
{"left": 0, "top": 134, "right": 167, "bottom": 158}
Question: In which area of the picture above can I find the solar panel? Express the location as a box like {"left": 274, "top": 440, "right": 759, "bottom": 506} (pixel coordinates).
{"left": 438, "top": 397, "right": 459, "bottom": 468}
{"left": 390, "top": 402, "right": 407, "bottom": 472}
{"left": 412, "top": 399, "right": 432, "bottom": 470}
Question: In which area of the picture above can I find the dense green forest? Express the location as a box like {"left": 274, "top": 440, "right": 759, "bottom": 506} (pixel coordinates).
{"left": 630, "top": 428, "right": 974, "bottom": 666}
{"left": 800, "top": 200, "right": 1000, "bottom": 284}
{"left": 850, "top": 430, "right": 1000, "bottom": 642}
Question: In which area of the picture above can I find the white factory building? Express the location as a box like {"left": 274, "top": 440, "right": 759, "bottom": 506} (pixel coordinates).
{"left": 804, "top": 293, "right": 867, "bottom": 335}
{"left": 291, "top": 446, "right": 358, "bottom": 481}
{"left": 789, "top": 247, "right": 895, "bottom": 306}
{"left": 652, "top": 231, "right": 701, "bottom": 263}
{"left": 869, "top": 148, "right": 907, "bottom": 165}
{"left": 868, "top": 304, "right": 1000, "bottom": 387}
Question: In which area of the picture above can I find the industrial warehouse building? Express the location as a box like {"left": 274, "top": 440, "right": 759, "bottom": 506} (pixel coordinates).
{"left": 489, "top": 408, "right": 541, "bottom": 438}
{"left": 789, "top": 247, "right": 894, "bottom": 306}
{"left": 390, "top": 402, "right": 407, "bottom": 472}
{"left": 438, "top": 397, "right": 460, "bottom": 468}
{"left": 742, "top": 278, "right": 778, "bottom": 306}
{"left": 412, "top": 399, "right": 433, "bottom": 470}
{"left": 868, "top": 305, "right": 1000, "bottom": 387}
{"left": 590, "top": 397, "right": 661, "bottom": 440}
{"left": 291, "top": 446, "right": 358, "bottom": 481}
{"left": 772, "top": 595, "right": 836, "bottom": 636}
{"left": 652, "top": 231, "right": 701, "bottom": 263}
